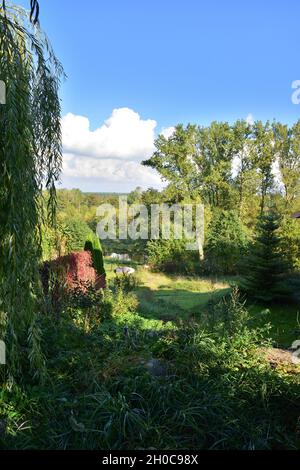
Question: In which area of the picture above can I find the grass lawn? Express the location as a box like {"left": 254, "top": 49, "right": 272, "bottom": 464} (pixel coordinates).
{"left": 248, "top": 303, "right": 300, "bottom": 348}
{"left": 135, "top": 269, "right": 231, "bottom": 321}
{"left": 105, "top": 258, "right": 300, "bottom": 347}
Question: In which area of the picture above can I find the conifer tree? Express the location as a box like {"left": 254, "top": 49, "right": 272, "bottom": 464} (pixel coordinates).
{"left": 84, "top": 238, "right": 94, "bottom": 255}
{"left": 92, "top": 235, "right": 105, "bottom": 276}
{"left": 240, "top": 213, "right": 291, "bottom": 302}
{"left": 84, "top": 235, "right": 105, "bottom": 276}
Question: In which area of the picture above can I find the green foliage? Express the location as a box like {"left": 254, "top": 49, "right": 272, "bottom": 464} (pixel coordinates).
{"left": 196, "top": 121, "right": 235, "bottom": 208}
{"left": 1, "top": 3, "right": 300, "bottom": 452}
{"left": 41, "top": 221, "right": 68, "bottom": 261}
{"left": 1, "top": 290, "right": 299, "bottom": 450}
{"left": 127, "top": 186, "right": 143, "bottom": 205}
{"left": 41, "top": 225, "right": 57, "bottom": 261}
{"left": 0, "top": 5, "right": 63, "bottom": 378}
{"left": 85, "top": 234, "right": 105, "bottom": 276}
{"left": 143, "top": 124, "right": 200, "bottom": 202}
{"left": 93, "top": 235, "right": 105, "bottom": 276}
{"left": 42, "top": 263, "right": 68, "bottom": 317}
{"left": 205, "top": 210, "right": 250, "bottom": 275}
{"left": 252, "top": 121, "right": 276, "bottom": 215}
{"left": 278, "top": 217, "right": 300, "bottom": 270}
{"left": 66, "top": 283, "right": 104, "bottom": 333}
{"left": 232, "top": 120, "right": 259, "bottom": 216}
{"left": 65, "top": 219, "right": 93, "bottom": 253}
{"left": 112, "top": 273, "right": 139, "bottom": 293}
{"left": 147, "top": 238, "right": 200, "bottom": 274}
{"left": 143, "top": 118, "right": 300, "bottom": 225}
{"left": 240, "top": 213, "right": 292, "bottom": 302}
{"left": 273, "top": 120, "right": 300, "bottom": 208}
{"left": 84, "top": 239, "right": 94, "bottom": 254}
{"left": 205, "top": 287, "right": 249, "bottom": 335}
{"left": 102, "top": 288, "right": 139, "bottom": 318}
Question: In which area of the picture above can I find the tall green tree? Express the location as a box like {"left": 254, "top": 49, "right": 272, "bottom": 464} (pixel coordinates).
{"left": 195, "top": 122, "right": 235, "bottom": 208}
{"left": 0, "top": 3, "right": 63, "bottom": 378}
{"left": 273, "top": 120, "right": 300, "bottom": 210}
{"left": 85, "top": 234, "right": 105, "bottom": 277}
{"left": 205, "top": 210, "right": 249, "bottom": 275}
{"left": 65, "top": 219, "right": 93, "bottom": 253}
{"left": 252, "top": 121, "right": 276, "bottom": 215}
{"left": 278, "top": 216, "right": 300, "bottom": 271}
{"left": 143, "top": 124, "right": 200, "bottom": 202}
{"left": 240, "top": 213, "right": 291, "bottom": 302}
{"left": 143, "top": 122, "right": 235, "bottom": 207}
{"left": 232, "top": 120, "right": 258, "bottom": 216}
{"left": 93, "top": 235, "right": 105, "bottom": 276}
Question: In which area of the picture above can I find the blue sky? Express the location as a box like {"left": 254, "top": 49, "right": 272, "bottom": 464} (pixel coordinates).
{"left": 18, "top": 0, "right": 300, "bottom": 191}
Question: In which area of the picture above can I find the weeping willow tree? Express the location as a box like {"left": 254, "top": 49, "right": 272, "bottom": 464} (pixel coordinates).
{"left": 0, "top": 2, "right": 64, "bottom": 380}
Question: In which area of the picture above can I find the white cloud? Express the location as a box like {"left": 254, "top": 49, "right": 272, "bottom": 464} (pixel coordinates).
{"left": 63, "top": 154, "right": 162, "bottom": 186}
{"left": 161, "top": 126, "right": 176, "bottom": 139}
{"left": 61, "top": 108, "right": 165, "bottom": 191}
{"left": 272, "top": 157, "right": 284, "bottom": 190}
{"left": 246, "top": 113, "right": 254, "bottom": 125}
{"left": 62, "top": 108, "right": 156, "bottom": 161}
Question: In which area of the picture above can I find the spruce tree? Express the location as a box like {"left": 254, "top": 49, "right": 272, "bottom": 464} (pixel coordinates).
{"left": 240, "top": 213, "right": 291, "bottom": 302}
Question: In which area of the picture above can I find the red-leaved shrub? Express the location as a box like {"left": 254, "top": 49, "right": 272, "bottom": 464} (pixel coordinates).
{"left": 41, "top": 251, "right": 106, "bottom": 298}
{"left": 65, "top": 251, "right": 96, "bottom": 290}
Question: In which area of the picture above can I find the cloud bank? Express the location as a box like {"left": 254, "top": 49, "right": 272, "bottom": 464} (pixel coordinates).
{"left": 61, "top": 108, "right": 165, "bottom": 192}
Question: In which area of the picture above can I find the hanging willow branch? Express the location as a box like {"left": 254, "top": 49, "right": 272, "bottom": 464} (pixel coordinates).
{"left": 30, "top": 0, "right": 39, "bottom": 24}
{"left": 0, "top": 4, "right": 64, "bottom": 380}
{"left": 1, "top": 1, "right": 39, "bottom": 23}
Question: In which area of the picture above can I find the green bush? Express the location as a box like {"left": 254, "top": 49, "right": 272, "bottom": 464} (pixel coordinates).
{"left": 278, "top": 217, "right": 300, "bottom": 270}
{"left": 205, "top": 210, "right": 250, "bottom": 275}
{"left": 205, "top": 287, "right": 249, "bottom": 335}
{"left": 93, "top": 235, "right": 105, "bottom": 276}
{"left": 102, "top": 288, "right": 139, "bottom": 317}
{"left": 112, "top": 273, "right": 139, "bottom": 293}
{"left": 84, "top": 234, "right": 106, "bottom": 276}
{"left": 147, "top": 238, "right": 200, "bottom": 274}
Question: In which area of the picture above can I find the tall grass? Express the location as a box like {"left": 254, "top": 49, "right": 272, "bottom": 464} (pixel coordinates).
{"left": 0, "top": 287, "right": 299, "bottom": 450}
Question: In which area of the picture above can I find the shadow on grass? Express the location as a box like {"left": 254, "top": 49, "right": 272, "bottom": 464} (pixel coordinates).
{"left": 1, "top": 306, "right": 300, "bottom": 450}
{"left": 248, "top": 301, "right": 300, "bottom": 348}
{"left": 135, "top": 283, "right": 231, "bottom": 322}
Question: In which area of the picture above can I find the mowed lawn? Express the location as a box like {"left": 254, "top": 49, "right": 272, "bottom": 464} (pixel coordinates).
{"left": 105, "top": 259, "right": 300, "bottom": 347}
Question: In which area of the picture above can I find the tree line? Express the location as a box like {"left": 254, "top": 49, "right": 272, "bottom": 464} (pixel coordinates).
{"left": 143, "top": 120, "right": 300, "bottom": 222}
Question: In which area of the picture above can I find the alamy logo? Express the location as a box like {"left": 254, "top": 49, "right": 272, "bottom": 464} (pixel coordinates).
{"left": 0, "top": 341, "right": 6, "bottom": 365}
{"left": 291, "top": 340, "right": 300, "bottom": 365}
{"left": 96, "top": 197, "right": 205, "bottom": 253}
{"left": 0, "top": 80, "right": 6, "bottom": 105}
{"left": 291, "top": 80, "right": 300, "bottom": 105}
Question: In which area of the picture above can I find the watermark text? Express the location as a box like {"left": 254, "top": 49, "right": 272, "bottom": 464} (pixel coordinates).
{"left": 96, "top": 197, "right": 204, "bottom": 253}
{"left": 0, "top": 80, "right": 6, "bottom": 105}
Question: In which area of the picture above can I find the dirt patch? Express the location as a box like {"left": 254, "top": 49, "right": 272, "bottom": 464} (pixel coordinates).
{"left": 259, "top": 347, "right": 299, "bottom": 368}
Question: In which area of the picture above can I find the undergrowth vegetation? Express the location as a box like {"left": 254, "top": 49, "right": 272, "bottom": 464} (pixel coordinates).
{"left": 1, "top": 286, "right": 299, "bottom": 450}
